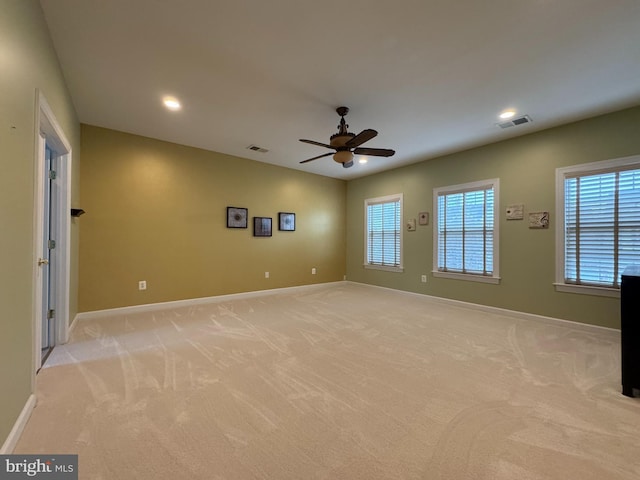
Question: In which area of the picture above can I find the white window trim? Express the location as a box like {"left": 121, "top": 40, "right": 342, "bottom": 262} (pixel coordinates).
{"left": 432, "top": 178, "right": 500, "bottom": 284}
{"left": 555, "top": 154, "right": 640, "bottom": 298}
{"left": 364, "top": 193, "right": 404, "bottom": 273}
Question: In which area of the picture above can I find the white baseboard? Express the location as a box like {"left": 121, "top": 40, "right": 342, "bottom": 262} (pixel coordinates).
{"left": 348, "top": 281, "right": 620, "bottom": 338}
{"left": 73, "top": 280, "right": 617, "bottom": 338}
{"left": 1, "top": 394, "right": 36, "bottom": 454}
{"left": 76, "top": 281, "right": 346, "bottom": 321}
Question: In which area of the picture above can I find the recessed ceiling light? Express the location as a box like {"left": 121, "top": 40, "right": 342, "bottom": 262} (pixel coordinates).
{"left": 499, "top": 109, "right": 516, "bottom": 120}
{"left": 163, "top": 97, "right": 181, "bottom": 111}
{"left": 358, "top": 158, "right": 368, "bottom": 164}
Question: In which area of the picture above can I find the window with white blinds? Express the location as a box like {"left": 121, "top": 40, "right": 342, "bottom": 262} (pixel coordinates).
{"left": 433, "top": 179, "right": 500, "bottom": 283}
{"left": 364, "top": 194, "right": 403, "bottom": 272}
{"left": 558, "top": 157, "right": 640, "bottom": 292}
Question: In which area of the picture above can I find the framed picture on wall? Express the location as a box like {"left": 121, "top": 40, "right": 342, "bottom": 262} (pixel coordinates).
{"left": 253, "top": 217, "right": 272, "bottom": 237}
{"left": 528, "top": 211, "right": 550, "bottom": 229}
{"left": 227, "top": 207, "right": 248, "bottom": 228}
{"left": 278, "top": 212, "right": 295, "bottom": 231}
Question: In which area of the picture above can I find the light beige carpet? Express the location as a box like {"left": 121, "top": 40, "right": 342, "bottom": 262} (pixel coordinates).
{"left": 15, "top": 283, "right": 640, "bottom": 479}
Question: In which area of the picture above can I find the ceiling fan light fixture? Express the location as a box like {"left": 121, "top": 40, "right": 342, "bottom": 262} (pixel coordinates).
{"left": 299, "top": 106, "right": 395, "bottom": 168}
{"left": 333, "top": 150, "right": 354, "bottom": 164}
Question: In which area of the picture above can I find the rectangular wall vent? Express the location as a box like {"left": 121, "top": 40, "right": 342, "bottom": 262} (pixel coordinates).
{"left": 246, "top": 144, "right": 269, "bottom": 153}
{"left": 497, "top": 115, "right": 532, "bottom": 129}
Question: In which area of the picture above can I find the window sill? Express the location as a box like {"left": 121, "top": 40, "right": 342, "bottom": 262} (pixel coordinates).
{"left": 364, "top": 264, "right": 404, "bottom": 273}
{"left": 553, "top": 283, "right": 620, "bottom": 298}
{"left": 432, "top": 270, "right": 500, "bottom": 284}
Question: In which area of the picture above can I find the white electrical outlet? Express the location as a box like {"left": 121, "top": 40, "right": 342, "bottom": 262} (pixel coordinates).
{"left": 421, "top": 275, "right": 427, "bottom": 283}
{"left": 265, "top": 272, "right": 269, "bottom": 279}
{"left": 312, "top": 268, "right": 317, "bottom": 275}
{"left": 138, "top": 280, "right": 147, "bottom": 290}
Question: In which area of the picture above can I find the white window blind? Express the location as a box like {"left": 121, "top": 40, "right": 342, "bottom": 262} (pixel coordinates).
{"left": 435, "top": 181, "right": 497, "bottom": 278}
{"left": 365, "top": 195, "right": 402, "bottom": 270}
{"left": 564, "top": 166, "right": 640, "bottom": 288}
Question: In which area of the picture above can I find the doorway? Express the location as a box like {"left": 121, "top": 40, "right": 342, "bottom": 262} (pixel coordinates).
{"left": 34, "top": 92, "right": 72, "bottom": 373}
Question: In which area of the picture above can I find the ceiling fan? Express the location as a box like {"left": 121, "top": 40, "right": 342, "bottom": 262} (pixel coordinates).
{"left": 299, "top": 107, "right": 395, "bottom": 168}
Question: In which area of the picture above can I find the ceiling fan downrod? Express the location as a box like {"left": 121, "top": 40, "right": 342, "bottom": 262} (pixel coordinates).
{"left": 336, "top": 106, "right": 349, "bottom": 135}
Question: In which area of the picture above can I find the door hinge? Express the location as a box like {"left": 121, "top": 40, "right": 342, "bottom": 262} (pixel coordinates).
{"left": 48, "top": 239, "right": 56, "bottom": 250}
{"left": 47, "top": 309, "right": 55, "bottom": 319}
{"left": 49, "top": 170, "right": 57, "bottom": 180}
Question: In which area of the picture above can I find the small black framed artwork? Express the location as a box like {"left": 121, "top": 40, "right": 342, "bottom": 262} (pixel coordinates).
{"left": 253, "top": 217, "right": 272, "bottom": 237}
{"left": 278, "top": 212, "right": 296, "bottom": 231}
{"left": 227, "top": 207, "right": 248, "bottom": 228}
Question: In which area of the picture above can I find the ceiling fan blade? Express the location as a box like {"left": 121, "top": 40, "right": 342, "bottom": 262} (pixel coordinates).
{"left": 300, "top": 152, "right": 333, "bottom": 164}
{"left": 342, "top": 160, "right": 354, "bottom": 169}
{"left": 345, "top": 129, "right": 377, "bottom": 148}
{"left": 353, "top": 147, "right": 395, "bottom": 157}
{"left": 299, "top": 139, "right": 333, "bottom": 149}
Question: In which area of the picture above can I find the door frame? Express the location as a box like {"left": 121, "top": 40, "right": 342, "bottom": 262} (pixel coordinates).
{"left": 33, "top": 91, "right": 72, "bottom": 375}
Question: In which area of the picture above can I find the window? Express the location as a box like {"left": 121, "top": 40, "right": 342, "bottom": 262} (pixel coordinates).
{"left": 433, "top": 179, "right": 500, "bottom": 283}
{"left": 364, "top": 194, "right": 403, "bottom": 272}
{"left": 556, "top": 155, "right": 640, "bottom": 297}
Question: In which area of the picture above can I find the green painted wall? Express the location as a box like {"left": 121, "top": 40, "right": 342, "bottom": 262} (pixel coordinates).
{"left": 79, "top": 125, "right": 346, "bottom": 312}
{"left": 0, "top": 0, "right": 80, "bottom": 447}
{"left": 347, "top": 106, "right": 640, "bottom": 329}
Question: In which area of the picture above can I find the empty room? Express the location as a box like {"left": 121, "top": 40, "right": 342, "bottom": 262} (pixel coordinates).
{"left": 2, "top": 0, "right": 640, "bottom": 479}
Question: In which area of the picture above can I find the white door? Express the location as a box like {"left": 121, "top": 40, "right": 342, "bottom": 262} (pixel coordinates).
{"left": 40, "top": 145, "right": 57, "bottom": 357}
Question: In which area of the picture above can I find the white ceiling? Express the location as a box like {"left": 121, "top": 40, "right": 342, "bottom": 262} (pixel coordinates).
{"left": 40, "top": 0, "right": 640, "bottom": 180}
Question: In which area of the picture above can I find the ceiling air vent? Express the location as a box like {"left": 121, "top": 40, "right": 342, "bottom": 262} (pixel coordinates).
{"left": 246, "top": 144, "right": 269, "bottom": 153}
{"left": 496, "top": 115, "right": 532, "bottom": 129}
